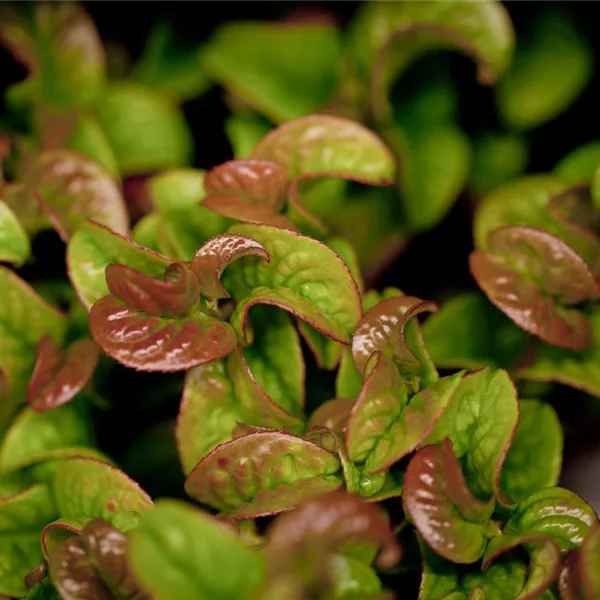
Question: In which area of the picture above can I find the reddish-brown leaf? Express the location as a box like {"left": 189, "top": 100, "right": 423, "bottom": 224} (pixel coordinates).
{"left": 470, "top": 225, "right": 600, "bottom": 351}
{"left": 27, "top": 336, "right": 99, "bottom": 412}
{"left": 306, "top": 398, "right": 355, "bottom": 435}
{"left": 89, "top": 296, "right": 237, "bottom": 372}
{"left": 106, "top": 262, "right": 200, "bottom": 318}
{"left": 189, "top": 234, "right": 270, "bottom": 301}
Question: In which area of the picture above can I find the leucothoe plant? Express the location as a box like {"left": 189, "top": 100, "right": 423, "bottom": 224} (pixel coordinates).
{"left": 0, "top": 0, "right": 599, "bottom": 599}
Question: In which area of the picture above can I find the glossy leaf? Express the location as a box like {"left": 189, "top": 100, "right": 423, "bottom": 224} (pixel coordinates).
{"left": 67, "top": 220, "right": 170, "bottom": 308}
{"left": 132, "top": 20, "right": 210, "bottom": 101}
{"left": 94, "top": 82, "right": 192, "bottom": 175}
{"left": 265, "top": 491, "right": 401, "bottom": 570}
{"left": 425, "top": 368, "right": 518, "bottom": 502}
{"left": 202, "top": 22, "right": 342, "bottom": 122}
{"left": 350, "top": 0, "right": 514, "bottom": 120}
{"left": 307, "top": 398, "right": 354, "bottom": 436}
{"left": 352, "top": 295, "right": 438, "bottom": 387}
{"left": 471, "top": 226, "right": 600, "bottom": 351}
{"left": 0, "top": 199, "right": 29, "bottom": 265}
{"left": 501, "top": 400, "right": 563, "bottom": 504}
{"left": 504, "top": 488, "right": 597, "bottom": 551}
{"left": 403, "top": 440, "right": 495, "bottom": 564}
{"left": 129, "top": 499, "right": 265, "bottom": 600}
{"left": 578, "top": 524, "right": 600, "bottom": 599}
{"left": 422, "top": 292, "right": 529, "bottom": 371}
{"left": 346, "top": 354, "right": 463, "bottom": 473}
{"left": 18, "top": 149, "right": 129, "bottom": 240}
{"left": 189, "top": 233, "right": 269, "bottom": 301}
{"left": 27, "top": 336, "right": 99, "bottom": 412}
{"left": 225, "top": 224, "right": 361, "bottom": 344}
{"left": 89, "top": 294, "right": 237, "bottom": 372}
{"left": 202, "top": 159, "right": 291, "bottom": 228}
{"left": 0, "top": 402, "right": 93, "bottom": 472}
{"left": 54, "top": 457, "right": 153, "bottom": 532}
{"left": 0, "top": 267, "right": 67, "bottom": 421}
{"left": 185, "top": 431, "right": 343, "bottom": 517}
{"left": 0, "top": 1, "right": 105, "bottom": 109}
{"left": 483, "top": 534, "right": 561, "bottom": 599}
{"left": 496, "top": 7, "right": 592, "bottom": 130}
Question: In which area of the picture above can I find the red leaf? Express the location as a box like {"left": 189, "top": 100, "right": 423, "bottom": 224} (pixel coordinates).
{"left": 189, "top": 234, "right": 270, "bottom": 301}
{"left": 89, "top": 296, "right": 237, "bottom": 372}
{"left": 27, "top": 336, "right": 99, "bottom": 412}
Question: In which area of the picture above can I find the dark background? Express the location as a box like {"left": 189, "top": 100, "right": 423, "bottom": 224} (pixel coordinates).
{"left": 3, "top": 1, "right": 600, "bottom": 509}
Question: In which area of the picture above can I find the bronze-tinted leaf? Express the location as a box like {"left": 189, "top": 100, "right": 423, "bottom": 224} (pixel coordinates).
{"left": 470, "top": 225, "right": 600, "bottom": 351}
{"left": 185, "top": 431, "right": 342, "bottom": 517}
{"left": 352, "top": 295, "right": 437, "bottom": 386}
{"left": 48, "top": 537, "right": 113, "bottom": 600}
{"left": 265, "top": 491, "right": 401, "bottom": 570}
{"left": 189, "top": 234, "right": 270, "bottom": 301}
{"left": 27, "top": 336, "right": 99, "bottom": 412}
{"left": 89, "top": 295, "right": 237, "bottom": 372}
{"left": 18, "top": 149, "right": 129, "bottom": 240}
{"left": 307, "top": 398, "right": 355, "bottom": 435}
{"left": 105, "top": 262, "right": 200, "bottom": 318}
{"left": 80, "top": 518, "right": 151, "bottom": 599}
{"left": 403, "top": 440, "right": 494, "bottom": 564}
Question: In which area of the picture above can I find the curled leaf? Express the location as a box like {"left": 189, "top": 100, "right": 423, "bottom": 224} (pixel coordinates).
{"left": 265, "top": 491, "right": 401, "bottom": 570}
{"left": 251, "top": 115, "right": 395, "bottom": 231}
{"left": 482, "top": 534, "right": 561, "bottom": 600}
{"left": 307, "top": 398, "right": 354, "bottom": 435}
{"left": 27, "top": 336, "right": 99, "bottom": 412}
{"left": 403, "top": 440, "right": 494, "bottom": 564}
{"left": 470, "top": 225, "right": 600, "bottom": 351}
{"left": 558, "top": 524, "right": 600, "bottom": 600}
{"left": 89, "top": 295, "right": 237, "bottom": 372}
{"left": 225, "top": 224, "right": 361, "bottom": 344}
{"left": 189, "top": 233, "right": 269, "bottom": 301}
{"left": 203, "top": 159, "right": 294, "bottom": 229}
{"left": 185, "top": 431, "right": 343, "bottom": 517}
{"left": 352, "top": 295, "right": 437, "bottom": 384}
{"left": 105, "top": 262, "right": 200, "bottom": 318}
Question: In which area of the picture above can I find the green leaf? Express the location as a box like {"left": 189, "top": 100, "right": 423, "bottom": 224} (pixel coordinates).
{"left": 131, "top": 211, "right": 162, "bottom": 253}
{"left": 185, "top": 431, "right": 342, "bottom": 517}
{"left": 496, "top": 6, "right": 592, "bottom": 130}
{"left": 23, "top": 578, "right": 61, "bottom": 600}
{"left": 129, "top": 499, "right": 265, "bottom": 600}
{"left": 93, "top": 82, "right": 192, "bottom": 176}
{"left": 65, "top": 113, "right": 120, "bottom": 178}
{"left": 403, "top": 440, "right": 495, "bottom": 564}
{"left": 0, "top": 484, "right": 57, "bottom": 597}
{"left": 500, "top": 400, "right": 563, "bottom": 504}
{"left": 225, "top": 224, "right": 362, "bottom": 344}
{"left": 17, "top": 148, "right": 129, "bottom": 240}
{"left": 350, "top": 0, "right": 514, "bottom": 121}
{"left": 149, "top": 168, "right": 206, "bottom": 214}
{"left": 0, "top": 267, "right": 67, "bottom": 420}
{"left": 0, "top": 2, "right": 105, "bottom": 110}
{"left": 0, "top": 401, "right": 94, "bottom": 473}
{"left": 504, "top": 488, "right": 597, "bottom": 551}
{"left": 202, "top": 22, "right": 342, "bottom": 122}
{"left": 517, "top": 305, "right": 600, "bottom": 398}
{"left": 53, "top": 457, "right": 153, "bottom": 532}
{"left": 329, "top": 554, "right": 382, "bottom": 598}
{"left": 0, "top": 199, "right": 30, "bottom": 265}
{"left": 579, "top": 524, "right": 600, "bottom": 598}
{"left": 336, "top": 349, "right": 363, "bottom": 400}
{"left": 468, "top": 131, "right": 529, "bottom": 196}
{"left": 346, "top": 354, "right": 463, "bottom": 473}
{"left": 471, "top": 225, "right": 600, "bottom": 351}
{"left": 243, "top": 306, "right": 304, "bottom": 417}
{"left": 555, "top": 141, "right": 600, "bottom": 184}
{"left": 399, "top": 122, "right": 471, "bottom": 232}
{"left": 422, "top": 292, "right": 529, "bottom": 371}
{"left": 67, "top": 220, "right": 171, "bottom": 308}
{"left": 132, "top": 21, "right": 210, "bottom": 101}
{"left": 482, "top": 534, "right": 561, "bottom": 599}
{"left": 225, "top": 114, "right": 273, "bottom": 160}
{"left": 424, "top": 367, "right": 518, "bottom": 502}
